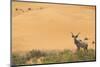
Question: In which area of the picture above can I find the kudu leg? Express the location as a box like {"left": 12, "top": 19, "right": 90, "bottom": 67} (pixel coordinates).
{"left": 84, "top": 47, "right": 88, "bottom": 53}
{"left": 77, "top": 47, "right": 80, "bottom": 51}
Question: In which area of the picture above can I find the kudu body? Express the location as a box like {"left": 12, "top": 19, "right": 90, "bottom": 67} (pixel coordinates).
{"left": 71, "top": 32, "right": 88, "bottom": 52}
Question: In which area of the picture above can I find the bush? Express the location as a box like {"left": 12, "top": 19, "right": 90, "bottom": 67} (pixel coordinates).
{"left": 12, "top": 53, "right": 26, "bottom": 65}
{"left": 28, "top": 49, "right": 47, "bottom": 58}
{"left": 12, "top": 49, "right": 96, "bottom": 65}
{"left": 75, "top": 49, "right": 95, "bottom": 61}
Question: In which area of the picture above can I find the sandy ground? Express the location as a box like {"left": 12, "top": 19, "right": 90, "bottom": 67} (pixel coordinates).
{"left": 12, "top": 2, "right": 96, "bottom": 52}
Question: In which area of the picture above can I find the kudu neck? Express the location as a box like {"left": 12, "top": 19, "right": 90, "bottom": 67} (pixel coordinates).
{"left": 74, "top": 38, "right": 78, "bottom": 43}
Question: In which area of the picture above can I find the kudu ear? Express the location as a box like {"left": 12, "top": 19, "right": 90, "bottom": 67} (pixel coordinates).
{"left": 75, "top": 32, "right": 80, "bottom": 38}
{"left": 70, "top": 32, "right": 74, "bottom": 38}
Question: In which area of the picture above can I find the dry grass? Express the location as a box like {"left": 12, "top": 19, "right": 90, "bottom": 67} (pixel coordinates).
{"left": 12, "top": 49, "right": 95, "bottom": 65}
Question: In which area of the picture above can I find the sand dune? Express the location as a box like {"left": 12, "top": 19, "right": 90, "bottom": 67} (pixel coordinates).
{"left": 12, "top": 2, "right": 95, "bottom": 52}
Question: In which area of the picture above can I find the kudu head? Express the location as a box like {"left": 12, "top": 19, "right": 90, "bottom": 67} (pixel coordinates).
{"left": 71, "top": 32, "right": 80, "bottom": 39}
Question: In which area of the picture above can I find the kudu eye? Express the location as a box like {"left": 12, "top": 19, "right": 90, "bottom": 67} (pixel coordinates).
{"left": 72, "top": 35, "right": 74, "bottom": 38}
{"left": 75, "top": 35, "right": 78, "bottom": 38}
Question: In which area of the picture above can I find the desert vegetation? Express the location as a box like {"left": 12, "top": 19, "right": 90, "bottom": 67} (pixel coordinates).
{"left": 12, "top": 49, "right": 95, "bottom": 65}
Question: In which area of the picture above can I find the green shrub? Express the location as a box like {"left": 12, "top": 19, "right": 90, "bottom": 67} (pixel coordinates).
{"left": 28, "top": 49, "right": 47, "bottom": 58}
{"left": 12, "top": 53, "right": 26, "bottom": 65}
{"left": 75, "top": 49, "right": 95, "bottom": 61}
{"left": 12, "top": 49, "right": 95, "bottom": 65}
